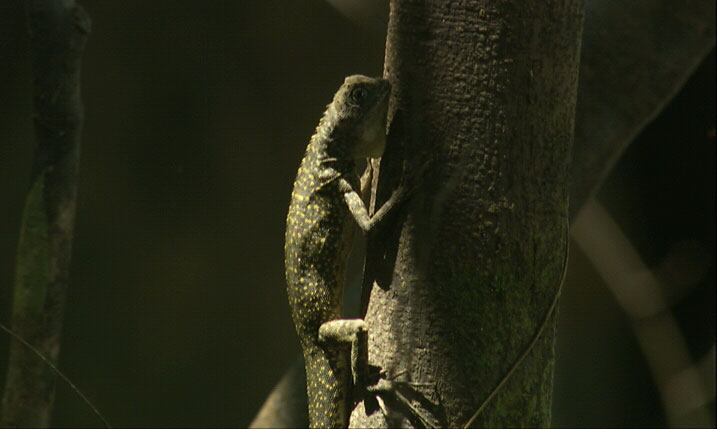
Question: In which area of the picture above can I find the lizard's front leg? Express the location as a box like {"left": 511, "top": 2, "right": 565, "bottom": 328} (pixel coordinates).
{"left": 340, "top": 176, "right": 411, "bottom": 233}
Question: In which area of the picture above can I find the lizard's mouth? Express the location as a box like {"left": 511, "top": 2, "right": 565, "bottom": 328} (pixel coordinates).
{"left": 356, "top": 99, "right": 390, "bottom": 158}
{"left": 350, "top": 78, "right": 392, "bottom": 159}
{"left": 377, "top": 79, "right": 391, "bottom": 103}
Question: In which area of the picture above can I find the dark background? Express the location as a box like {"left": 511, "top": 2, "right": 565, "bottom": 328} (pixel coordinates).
{"left": 0, "top": 1, "right": 714, "bottom": 427}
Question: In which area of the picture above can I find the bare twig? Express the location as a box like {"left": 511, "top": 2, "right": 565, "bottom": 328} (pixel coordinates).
{"left": 0, "top": 323, "right": 110, "bottom": 428}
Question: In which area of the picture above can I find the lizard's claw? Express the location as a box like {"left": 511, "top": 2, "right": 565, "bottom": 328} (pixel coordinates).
{"left": 363, "top": 373, "right": 439, "bottom": 428}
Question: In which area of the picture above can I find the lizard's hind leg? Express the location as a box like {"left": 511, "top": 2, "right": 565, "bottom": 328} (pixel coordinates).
{"left": 318, "top": 319, "right": 369, "bottom": 389}
{"left": 320, "top": 320, "right": 439, "bottom": 427}
{"left": 365, "top": 374, "right": 439, "bottom": 428}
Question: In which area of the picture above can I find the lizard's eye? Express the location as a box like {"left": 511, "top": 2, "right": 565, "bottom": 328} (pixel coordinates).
{"left": 349, "top": 87, "right": 367, "bottom": 104}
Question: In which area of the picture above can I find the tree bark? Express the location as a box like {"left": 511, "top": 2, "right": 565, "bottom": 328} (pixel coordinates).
{"left": 349, "top": 1, "right": 583, "bottom": 427}
{"left": 250, "top": 0, "right": 715, "bottom": 426}
{"left": 1, "top": 1, "right": 90, "bottom": 427}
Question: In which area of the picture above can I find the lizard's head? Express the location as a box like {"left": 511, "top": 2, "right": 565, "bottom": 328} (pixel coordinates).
{"left": 328, "top": 75, "right": 391, "bottom": 159}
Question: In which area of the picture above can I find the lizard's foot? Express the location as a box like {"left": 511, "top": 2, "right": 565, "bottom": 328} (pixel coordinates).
{"left": 363, "top": 371, "right": 439, "bottom": 428}
{"left": 319, "top": 320, "right": 440, "bottom": 427}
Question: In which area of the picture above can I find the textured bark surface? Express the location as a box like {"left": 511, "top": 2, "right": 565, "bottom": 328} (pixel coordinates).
{"left": 350, "top": 1, "right": 583, "bottom": 427}
{"left": 1, "top": 1, "right": 90, "bottom": 427}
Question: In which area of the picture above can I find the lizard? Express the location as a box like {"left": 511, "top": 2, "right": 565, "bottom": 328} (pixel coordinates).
{"left": 284, "top": 75, "right": 411, "bottom": 428}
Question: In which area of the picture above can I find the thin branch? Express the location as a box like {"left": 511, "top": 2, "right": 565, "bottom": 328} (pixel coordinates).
{"left": 0, "top": 323, "right": 110, "bottom": 428}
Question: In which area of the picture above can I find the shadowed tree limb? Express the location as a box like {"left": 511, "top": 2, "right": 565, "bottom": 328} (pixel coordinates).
{"left": 570, "top": 0, "right": 716, "bottom": 219}
{"left": 1, "top": 1, "right": 90, "bottom": 427}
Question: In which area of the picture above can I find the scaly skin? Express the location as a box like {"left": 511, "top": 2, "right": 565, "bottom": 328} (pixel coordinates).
{"left": 285, "top": 75, "right": 398, "bottom": 428}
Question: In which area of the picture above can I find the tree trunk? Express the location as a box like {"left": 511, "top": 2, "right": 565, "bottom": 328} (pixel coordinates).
{"left": 350, "top": 1, "right": 584, "bottom": 427}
